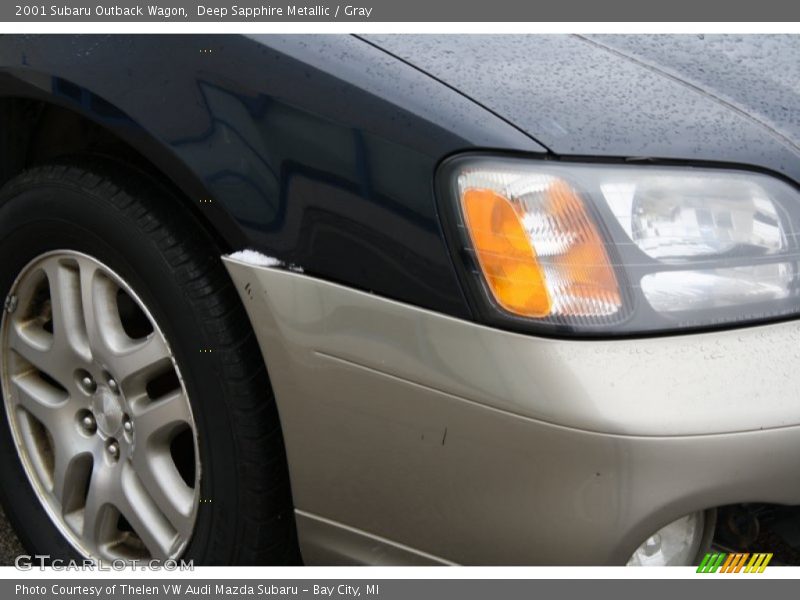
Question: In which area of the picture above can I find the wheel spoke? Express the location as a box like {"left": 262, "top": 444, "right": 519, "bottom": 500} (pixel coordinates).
{"left": 129, "top": 391, "right": 196, "bottom": 537}
{"left": 6, "top": 323, "right": 56, "bottom": 379}
{"left": 10, "top": 371, "right": 69, "bottom": 434}
{"left": 51, "top": 435, "right": 93, "bottom": 513}
{"left": 133, "top": 391, "right": 193, "bottom": 443}
{"left": 82, "top": 462, "right": 119, "bottom": 554}
{"left": 79, "top": 261, "right": 124, "bottom": 361}
{"left": 111, "top": 335, "right": 172, "bottom": 390}
{"left": 118, "top": 462, "right": 178, "bottom": 560}
{"left": 42, "top": 259, "right": 92, "bottom": 364}
{"left": 130, "top": 439, "right": 195, "bottom": 538}
{"left": 7, "top": 257, "right": 94, "bottom": 388}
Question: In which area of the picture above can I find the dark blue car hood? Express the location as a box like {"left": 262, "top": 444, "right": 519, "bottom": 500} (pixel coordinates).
{"left": 365, "top": 35, "right": 800, "bottom": 182}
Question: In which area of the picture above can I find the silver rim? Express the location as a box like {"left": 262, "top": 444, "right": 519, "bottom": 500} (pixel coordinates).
{"left": 1, "top": 250, "right": 200, "bottom": 561}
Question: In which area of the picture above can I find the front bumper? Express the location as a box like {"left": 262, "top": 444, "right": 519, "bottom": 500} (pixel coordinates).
{"left": 223, "top": 256, "right": 800, "bottom": 565}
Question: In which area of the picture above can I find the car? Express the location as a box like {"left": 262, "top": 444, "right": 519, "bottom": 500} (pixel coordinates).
{"left": 0, "top": 33, "right": 799, "bottom": 566}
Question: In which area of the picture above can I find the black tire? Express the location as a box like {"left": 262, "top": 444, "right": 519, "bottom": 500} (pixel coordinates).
{"left": 0, "top": 159, "right": 299, "bottom": 565}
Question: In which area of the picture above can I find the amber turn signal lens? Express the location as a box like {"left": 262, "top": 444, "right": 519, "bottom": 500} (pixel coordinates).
{"left": 462, "top": 189, "right": 552, "bottom": 317}
{"left": 460, "top": 177, "right": 621, "bottom": 320}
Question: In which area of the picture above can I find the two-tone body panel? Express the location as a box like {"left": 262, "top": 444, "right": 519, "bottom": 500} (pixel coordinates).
{"left": 3, "top": 34, "right": 800, "bottom": 564}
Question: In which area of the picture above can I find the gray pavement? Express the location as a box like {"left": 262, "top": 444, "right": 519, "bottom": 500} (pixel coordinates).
{"left": 0, "top": 503, "right": 24, "bottom": 566}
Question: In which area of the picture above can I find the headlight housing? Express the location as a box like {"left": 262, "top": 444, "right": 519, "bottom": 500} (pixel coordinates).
{"left": 439, "top": 156, "right": 800, "bottom": 335}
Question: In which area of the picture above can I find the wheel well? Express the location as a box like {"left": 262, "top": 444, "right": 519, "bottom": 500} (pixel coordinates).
{"left": 0, "top": 97, "right": 232, "bottom": 252}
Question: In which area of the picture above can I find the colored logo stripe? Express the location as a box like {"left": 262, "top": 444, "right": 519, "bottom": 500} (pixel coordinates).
{"left": 697, "top": 552, "right": 773, "bottom": 573}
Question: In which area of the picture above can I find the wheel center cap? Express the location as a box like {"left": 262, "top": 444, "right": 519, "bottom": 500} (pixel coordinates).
{"left": 92, "top": 391, "right": 125, "bottom": 436}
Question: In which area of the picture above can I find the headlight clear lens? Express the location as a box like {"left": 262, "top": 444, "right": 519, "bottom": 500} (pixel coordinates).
{"left": 444, "top": 158, "right": 800, "bottom": 334}
{"left": 641, "top": 263, "right": 794, "bottom": 313}
{"left": 616, "top": 175, "right": 785, "bottom": 260}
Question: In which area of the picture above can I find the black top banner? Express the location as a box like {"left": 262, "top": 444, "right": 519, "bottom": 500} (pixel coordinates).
{"left": 3, "top": 0, "right": 800, "bottom": 22}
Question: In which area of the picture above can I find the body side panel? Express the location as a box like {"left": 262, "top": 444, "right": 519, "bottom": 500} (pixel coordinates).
{"left": 223, "top": 259, "right": 800, "bottom": 565}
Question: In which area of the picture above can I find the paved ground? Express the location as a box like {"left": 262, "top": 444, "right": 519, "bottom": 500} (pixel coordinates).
{"left": 0, "top": 504, "right": 24, "bottom": 565}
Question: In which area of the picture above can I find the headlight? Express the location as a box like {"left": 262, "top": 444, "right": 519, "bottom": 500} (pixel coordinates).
{"left": 439, "top": 156, "right": 800, "bottom": 335}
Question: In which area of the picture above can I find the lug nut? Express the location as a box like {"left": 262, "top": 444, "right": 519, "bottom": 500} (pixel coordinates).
{"left": 81, "top": 414, "right": 96, "bottom": 433}
{"left": 107, "top": 441, "right": 120, "bottom": 460}
{"left": 80, "top": 375, "right": 97, "bottom": 394}
{"left": 123, "top": 417, "right": 133, "bottom": 433}
{"left": 108, "top": 378, "right": 119, "bottom": 394}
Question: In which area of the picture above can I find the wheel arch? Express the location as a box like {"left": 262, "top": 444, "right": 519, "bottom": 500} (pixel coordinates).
{"left": 0, "top": 81, "right": 246, "bottom": 254}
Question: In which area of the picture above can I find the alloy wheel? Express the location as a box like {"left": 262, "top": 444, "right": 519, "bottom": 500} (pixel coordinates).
{"left": 0, "top": 250, "right": 200, "bottom": 561}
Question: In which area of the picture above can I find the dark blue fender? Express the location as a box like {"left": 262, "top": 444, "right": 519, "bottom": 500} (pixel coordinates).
{"left": 0, "top": 34, "right": 545, "bottom": 320}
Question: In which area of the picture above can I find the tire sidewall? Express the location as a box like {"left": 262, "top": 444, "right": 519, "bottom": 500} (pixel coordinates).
{"left": 0, "top": 177, "right": 237, "bottom": 563}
